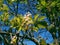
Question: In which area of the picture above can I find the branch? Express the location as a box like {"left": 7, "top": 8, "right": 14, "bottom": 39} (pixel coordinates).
{"left": 27, "top": 0, "right": 36, "bottom": 15}
{"left": 15, "top": 0, "right": 19, "bottom": 16}
{"left": 23, "top": 36, "right": 40, "bottom": 45}
{"left": 0, "top": 31, "right": 40, "bottom": 45}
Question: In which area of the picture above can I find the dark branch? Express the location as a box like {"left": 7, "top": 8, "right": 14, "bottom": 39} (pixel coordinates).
{"left": 27, "top": 0, "right": 36, "bottom": 15}
{"left": 0, "top": 31, "right": 40, "bottom": 45}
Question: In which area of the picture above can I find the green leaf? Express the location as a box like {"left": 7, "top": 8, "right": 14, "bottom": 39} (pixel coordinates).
{"left": 41, "top": 0, "right": 47, "bottom": 7}
{"left": 0, "top": 4, "right": 9, "bottom": 11}
{"left": 50, "top": 1, "right": 57, "bottom": 7}
{"left": 34, "top": 14, "right": 39, "bottom": 21}
{"left": 47, "top": 24, "right": 55, "bottom": 30}
{"left": 0, "top": 0, "right": 3, "bottom": 6}
{"left": 3, "top": 4, "right": 9, "bottom": 10}
{"left": 36, "top": 5, "right": 43, "bottom": 10}
{"left": 38, "top": 16, "right": 46, "bottom": 21}
{"left": 33, "top": 26, "right": 38, "bottom": 32}
{"left": 37, "top": 24, "right": 46, "bottom": 28}
{"left": 18, "top": 27, "right": 22, "bottom": 31}
{"left": 40, "top": 39, "right": 47, "bottom": 45}
{"left": 57, "top": 3, "right": 60, "bottom": 7}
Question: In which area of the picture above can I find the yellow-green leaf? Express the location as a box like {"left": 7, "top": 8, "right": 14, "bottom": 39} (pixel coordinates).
{"left": 41, "top": 1, "right": 47, "bottom": 7}
{"left": 38, "top": 16, "right": 46, "bottom": 21}
{"left": 33, "top": 26, "right": 38, "bottom": 32}
{"left": 34, "top": 14, "right": 39, "bottom": 21}
{"left": 38, "top": 24, "right": 46, "bottom": 28}
{"left": 50, "top": 1, "right": 57, "bottom": 7}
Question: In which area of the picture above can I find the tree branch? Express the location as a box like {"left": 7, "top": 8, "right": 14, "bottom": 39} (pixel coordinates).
{"left": 27, "top": 0, "right": 36, "bottom": 15}
{"left": 0, "top": 31, "right": 40, "bottom": 45}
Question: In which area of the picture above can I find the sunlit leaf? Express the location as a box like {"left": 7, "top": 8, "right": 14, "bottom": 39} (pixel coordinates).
{"left": 0, "top": 4, "right": 9, "bottom": 11}
{"left": 33, "top": 26, "right": 38, "bottom": 32}
{"left": 41, "top": 0, "right": 47, "bottom": 7}
{"left": 47, "top": 24, "right": 55, "bottom": 30}
{"left": 0, "top": 0, "right": 3, "bottom": 6}
{"left": 50, "top": 1, "right": 57, "bottom": 7}
{"left": 37, "top": 24, "right": 46, "bottom": 28}
{"left": 40, "top": 39, "right": 47, "bottom": 45}
{"left": 38, "top": 16, "right": 46, "bottom": 21}
{"left": 34, "top": 14, "right": 39, "bottom": 21}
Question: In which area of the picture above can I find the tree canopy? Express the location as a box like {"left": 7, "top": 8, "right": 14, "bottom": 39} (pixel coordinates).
{"left": 0, "top": 0, "right": 60, "bottom": 45}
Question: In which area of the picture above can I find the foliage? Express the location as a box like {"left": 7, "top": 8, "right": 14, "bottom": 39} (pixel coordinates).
{"left": 0, "top": 12, "right": 46, "bottom": 32}
{"left": 36, "top": 0, "right": 60, "bottom": 45}
{"left": 0, "top": 0, "right": 60, "bottom": 45}
{"left": 36, "top": 0, "right": 60, "bottom": 37}
{"left": 0, "top": 0, "right": 47, "bottom": 44}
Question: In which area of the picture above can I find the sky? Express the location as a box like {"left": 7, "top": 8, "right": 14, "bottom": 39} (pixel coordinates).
{"left": 0, "top": 0, "right": 54, "bottom": 45}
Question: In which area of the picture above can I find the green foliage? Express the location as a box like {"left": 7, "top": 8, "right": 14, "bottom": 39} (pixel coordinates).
{"left": 40, "top": 0, "right": 47, "bottom": 7}
{"left": 1, "top": 0, "right": 59, "bottom": 44}
{"left": 0, "top": 0, "right": 3, "bottom": 6}
{"left": 50, "top": 1, "right": 57, "bottom": 7}
{"left": 0, "top": 13, "right": 10, "bottom": 25}
{"left": 7, "top": 0, "right": 17, "bottom": 5}
{"left": 36, "top": 0, "right": 60, "bottom": 39}
{"left": 47, "top": 24, "right": 55, "bottom": 30}
{"left": 0, "top": 4, "right": 9, "bottom": 12}
{"left": 20, "top": 0, "right": 27, "bottom": 4}
{"left": 10, "top": 14, "right": 47, "bottom": 32}
{"left": 38, "top": 16, "right": 46, "bottom": 21}
{"left": 40, "top": 39, "right": 47, "bottom": 45}
{"left": 0, "top": 12, "right": 47, "bottom": 32}
{"left": 10, "top": 15, "right": 23, "bottom": 31}
{"left": 33, "top": 14, "right": 47, "bottom": 31}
